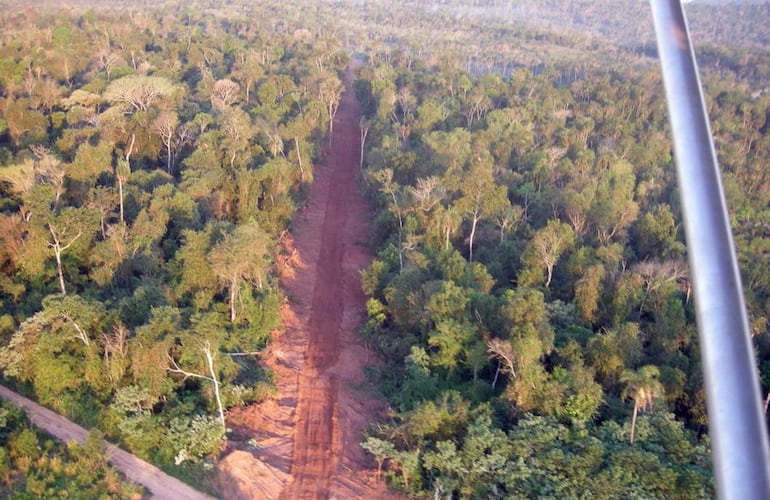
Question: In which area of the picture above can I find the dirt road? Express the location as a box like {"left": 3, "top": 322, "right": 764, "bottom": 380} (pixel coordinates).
{"left": 280, "top": 62, "right": 399, "bottom": 500}
{"left": 3, "top": 63, "right": 392, "bottom": 500}
{"left": 218, "top": 62, "right": 401, "bottom": 499}
{"left": 0, "top": 384, "right": 214, "bottom": 500}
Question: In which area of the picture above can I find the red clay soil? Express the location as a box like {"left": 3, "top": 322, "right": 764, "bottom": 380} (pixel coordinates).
{"left": 217, "top": 64, "right": 403, "bottom": 500}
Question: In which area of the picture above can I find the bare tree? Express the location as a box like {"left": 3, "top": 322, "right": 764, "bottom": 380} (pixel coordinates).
{"left": 211, "top": 78, "right": 240, "bottom": 109}
{"left": 95, "top": 48, "right": 120, "bottom": 81}
{"left": 153, "top": 111, "right": 179, "bottom": 173}
{"left": 409, "top": 176, "right": 443, "bottom": 213}
{"left": 359, "top": 117, "right": 370, "bottom": 171}
{"left": 487, "top": 338, "right": 516, "bottom": 389}
{"left": 48, "top": 223, "right": 82, "bottom": 296}
{"left": 167, "top": 342, "right": 226, "bottom": 432}
{"left": 103, "top": 323, "right": 129, "bottom": 383}
{"left": 632, "top": 259, "right": 690, "bottom": 315}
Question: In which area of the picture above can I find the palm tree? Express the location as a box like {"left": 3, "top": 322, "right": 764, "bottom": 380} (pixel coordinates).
{"left": 620, "top": 365, "right": 664, "bottom": 444}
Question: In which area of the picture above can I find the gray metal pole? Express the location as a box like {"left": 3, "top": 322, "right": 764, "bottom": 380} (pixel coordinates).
{"left": 649, "top": 1, "right": 770, "bottom": 498}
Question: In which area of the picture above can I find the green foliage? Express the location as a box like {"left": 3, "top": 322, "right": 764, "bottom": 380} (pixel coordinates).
{"left": 3, "top": 1, "right": 768, "bottom": 496}
{"left": 0, "top": 5, "right": 336, "bottom": 490}
{"left": 0, "top": 402, "right": 142, "bottom": 497}
{"left": 167, "top": 415, "right": 224, "bottom": 465}
{"left": 349, "top": 15, "right": 762, "bottom": 493}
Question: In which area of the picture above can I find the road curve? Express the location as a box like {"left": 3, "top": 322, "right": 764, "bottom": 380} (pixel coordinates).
{"left": 0, "top": 384, "right": 215, "bottom": 500}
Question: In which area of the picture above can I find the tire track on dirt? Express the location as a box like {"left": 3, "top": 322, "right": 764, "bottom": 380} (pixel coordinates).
{"left": 280, "top": 62, "right": 368, "bottom": 500}
{"left": 219, "top": 61, "right": 401, "bottom": 500}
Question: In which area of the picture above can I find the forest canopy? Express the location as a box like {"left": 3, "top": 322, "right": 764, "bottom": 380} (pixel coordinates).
{"left": 0, "top": 2, "right": 346, "bottom": 490}
{"left": 0, "top": 0, "right": 768, "bottom": 497}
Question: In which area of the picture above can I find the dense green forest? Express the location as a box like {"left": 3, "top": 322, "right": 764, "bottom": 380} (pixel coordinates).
{"left": 0, "top": 3, "right": 346, "bottom": 492}
{"left": 354, "top": 56, "right": 714, "bottom": 498}
{"left": 1, "top": 0, "right": 769, "bottom": 497}
{"left": 349, "top": 0, "right": 770, "bottom": 498}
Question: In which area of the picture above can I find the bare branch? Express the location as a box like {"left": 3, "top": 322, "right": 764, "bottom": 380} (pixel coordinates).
{"left": 487, "top": 338, "right": 516, "bottom": 379}
{"left": 166, "top": 353, "right": 214, "bottom": 383}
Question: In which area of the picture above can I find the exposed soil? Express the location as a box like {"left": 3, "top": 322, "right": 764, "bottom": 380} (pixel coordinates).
{"left": 218, "top": 63, "right": 402, "bottom": 499}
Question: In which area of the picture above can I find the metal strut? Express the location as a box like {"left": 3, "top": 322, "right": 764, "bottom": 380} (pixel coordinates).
{"left": 649, "top": 1, "right": 770, "bottom": 498}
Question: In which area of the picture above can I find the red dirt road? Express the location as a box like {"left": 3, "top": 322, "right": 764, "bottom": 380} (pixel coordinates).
{"left": 218, "top": 63, "right": 402, "bottom": 499}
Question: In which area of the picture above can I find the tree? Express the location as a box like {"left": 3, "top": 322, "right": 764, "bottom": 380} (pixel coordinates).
{"left": 495, "top": 203, "right": 523, "bottom": 243}
{"left": 211, "top": 78, "right": 241, "bottom": 110}
{"left": 48, "top": 221, "right": 81, "bottom": 296}
{"left": 174, "top": 228, "right": 220, "bottom": 310}
{"left": 167, "top": 340, "right": 226, "bottom": 432}
{"left": 632, "top": 204, "right": 683, "bottom": 260}
{"left": 370, "top": 168, "right": 407, "bottom": 271}
{"left": 209, "top": 223, "right": 271, "bottom": 323}
{"left": 361, "top": 437, "right": 396, "bottom": 480}
{"left": 497, "top": 288, "right": 555, "bottom": 411}
{"left": 68, "top": 141, "right": 113, "bottom": 190}
{"left": 621, "top": 365, "right": 664, "bottom": 444}
{"left": 423, "top": 128, "right": 472, "bottom": 174}
{"left": 153, "top": 111, "right": 179, "bottom": 173}
{"left": 359, "top": 117, "right": 370, "bottom": 170}
{"left": 632, "top": 259, "right": 689, "bottom": 318}
{"left": 232, "top": 54, "right": 264, "bottom": 104}
{"left": 487, "top": 337, "right": 516, "bottom": 388}
{"left": 3, "top": 98, "right": 48, "bottom": 147}
{"left": 574, "top": 263, "right": 606, "bottom": 322}
{"left": 561, "top": 182, "right": 596, "bottom": 238}
{"left": 45, "top": 207, "right": 97, "bottom": 295}
{"left": 0, "top": 295, "right": 108, "bottom": 404}
{"left": 2, "top": 152, "right": 66, "bottom": 212}
{"left": 103, "top": 323, "right": 129, "bottom": 386}
{"left": 455, "top": 162, "right": 508, "bottom": 262}
{"left": 218, "top": 107, "right": 257, "bottom": 169}
{"left": 587, "top": 323, "right": 643, "bottom": 387}
{"left": 316, "top": 71, "right": 343, "bottom": 137}
{"left": 116, "top": 135, "right": 134, "bottom": 224}
{"left": 103, "top": 75, "right": 179, "bottom": 113}
{"left": 428, "top": 319, "right": 476, "bottom": 372}
{"left": 280, "top": 115, "right": 314, "bottom": 183}
{"left": 520, "top": 220, "right": 575, "bottom": 288}
{"left": 590, "top": 158, "right": 639, "bottom": 245}
{"left": 94, "top": 47, "right": 121, "bottom": 81}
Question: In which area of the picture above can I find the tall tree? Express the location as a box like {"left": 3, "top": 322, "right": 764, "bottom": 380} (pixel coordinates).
{"left": 102, "top": 75, "right": 180, "bottom": 113}
{"left": 370, "top": 168, "right": 407, "bottom": 271}
{"left": 519, "top": 220, "right": 575, "bottom": 288}
{"left": 167, "top": 340, "right": 226, "bottom": 432}
{"left": 590, "top": 158, "right": 639, "bottom": 245}
{"left": 621, "top": 365, "right": 664, "bottom": 444}
{"left": 455, "top": 162, "right": 508, "bottom": 261}
{"left": 315, "top": 71, "right": 343, "bottom": 137}
{"left": 153, "top": 111, "right": 180, "bottom": 173}
{"left": 208, "top": 223, "right": 271, "bottom": 323}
